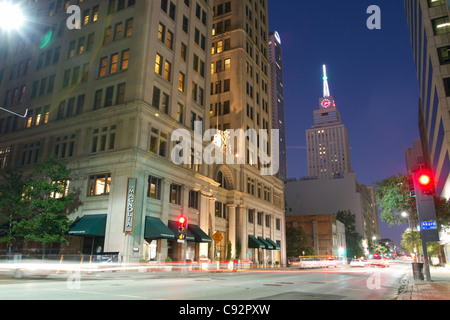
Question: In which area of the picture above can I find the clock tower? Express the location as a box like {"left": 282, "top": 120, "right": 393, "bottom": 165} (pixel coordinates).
{"left": 305, "top": 65, "right": 352, "bottom": 179}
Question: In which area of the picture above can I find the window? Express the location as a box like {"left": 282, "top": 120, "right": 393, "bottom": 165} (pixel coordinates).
{"left": 438, "top": 46, "right": 450, "bottom": 65}
{"left": 428, "top": 0, "right": 446, "bottom": 7}
{"left": 152, "top": 86, "right": 161, "bottom": 108}
{"left": 149, "top": 127, "right": 168, "bottom": 157}
{"left": 99, "top": 57, "right": 107, "bottom": 77}
{"left": 155, "top": 53, "right": 163, "bottom": 75}
{"left": 94, "top": 89, "right": 103, "bottom": 109}
{"left": 103, "top": 27, "right": 112, "bottom": 45}
{"left": 148, "top": 176, "right": 162, "bottom": 200}
{"left": 114, "top": 22, "right": 123, "bottom": 41}
{"left": 170, "top": 183, "right": 182, "bottom": 205}
{"left": 54, "top": 134, "right": 75, "bottom": 159}
{"left": 164, "top": 60, "right": 171, "bottom": 81}
{"left": 125, "top": 19, "right": 133, "bottom": 37}
{"left": 158, "top": 23, "right": 166, "bottom": 42}
{"left": 116, "top": 83, "right": 126, "bottom": 104}
{"left": 88, "top": 173, "right": 111, "bottom": 196}
{"left": 257, "top": 212, "right": 263, "bottom": 226}
{"left": 178, "top": 72, "right": 185, "bottom": 92}
{"left": 432, "top": 16, "right": 450, "bottom": 35}
{"left": 104, "top": 86, "right": 114, "bottom": 107}
{"left": 110, "top": 53, "right": 119, "bottom": 74}
{"left": 188, "top": 190, "right": 199, "bottom": 209}
{"left": 91, "top": 125, "right": 116, "bottom": 152}
{"left": 215, "top": 201, "right": 226, "bottom": 219}
{"left": 248, "top": 209, "right": 254, "bottom": 224}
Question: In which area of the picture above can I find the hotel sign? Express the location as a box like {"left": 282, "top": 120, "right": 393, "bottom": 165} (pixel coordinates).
{"left": 124, "top": 178, "right": 137, "bottom": 233}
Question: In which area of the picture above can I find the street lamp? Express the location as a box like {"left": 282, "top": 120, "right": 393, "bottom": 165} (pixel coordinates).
{"left": 0, "top": 2, "right": 25, "bottom": 31}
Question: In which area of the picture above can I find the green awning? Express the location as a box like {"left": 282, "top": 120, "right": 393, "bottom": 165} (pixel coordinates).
{"left": 248, "top": 235, "right": 265, "bottom": 249}
{"left": 188, "top": 224, "right": 212, "bottom": 243}
{"left": 265, "top": 238, "right": 281, "bottom": 250}
{"left": 168, "top": 220, "right": 195, "bottom": 242}
{"left": 68, "top": 215, "right": 107, "bottom": 237}
{"left": 144, "top": 217, "right": 176, "bottom": 240}
{"left": 258, "top": 236, "right": 274, "bottom": 250}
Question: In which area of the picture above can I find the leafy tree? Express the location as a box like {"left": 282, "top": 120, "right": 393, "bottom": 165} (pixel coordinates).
{"left": 1, "top": 155, "right": 82, "bottom": 257}
{"left": 335, "top": 210, "right": 365, "bottom": 259}
{"left": 374, "top": 174, "right": 450, "bottom": 228}
{"left": 401, "top": 229, "right": 421, "bottom": 255}
{"left": 285, "top": 226, "right": 314, "bottom": 258}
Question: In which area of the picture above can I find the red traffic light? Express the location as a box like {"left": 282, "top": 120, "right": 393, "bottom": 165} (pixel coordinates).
{"left": 178, "top": 216, "right": 186, "bottom": 225}
{"left": 419, "top": 174, "right": 431, "bottom": 186}
{"left": 415, "top": 168, "right": 435, "bottom": 196}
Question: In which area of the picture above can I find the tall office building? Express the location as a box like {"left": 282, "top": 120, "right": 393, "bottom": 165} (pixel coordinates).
{"left": 306, "top": 66, "right": 351, "bottom": 179}
{"left": 404, "top": 0, "right": 450, "bottom": 198}
{"left": 210, "top": 0, "right": 286, "bottom": 265}
{"left": 268, "top": 31, "right": 287, "bottom": 182}
{"left": 0, "top": 0, "right": 285, "bottom": 265}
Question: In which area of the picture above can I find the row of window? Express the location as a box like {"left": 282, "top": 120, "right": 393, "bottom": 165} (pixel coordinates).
{"left": 248, "top": 209, "right": 282, "bottom": 231}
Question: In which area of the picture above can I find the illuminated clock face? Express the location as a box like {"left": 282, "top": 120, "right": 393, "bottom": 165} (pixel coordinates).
{"left": 321, "top": 99, "right": 331, "bottom": 108}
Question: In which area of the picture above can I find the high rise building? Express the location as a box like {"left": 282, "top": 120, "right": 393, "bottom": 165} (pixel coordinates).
{"left": 305, "top": 66, "right": 351, "bottom": 179}
{"left": 404, "top": 0, "right": 450, "bottom": 198}
{"left": 210, "top": 0, "right": 286, "bottom": 265}
{"left": 0, "top": 0, "right": 286, "bottom": 265}
{"left": 268, "top": 31, "right": 287, "bottom": 182}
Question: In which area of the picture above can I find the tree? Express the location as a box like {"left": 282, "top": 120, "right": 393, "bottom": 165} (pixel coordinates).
{"left": 4, "top": 155, "right": 82, "bottom": 257}
{"left": 374, "top": 174, "right": 416, "bottom": 226}
{"left": 374, "top": 173, "right": 450, "bottom": 228}
{"left": 335, "top": 210, "right": 365, "bottom": 259}
{"left": 401, "top": 229, "right": 421, "bottom": 256}
{"left": 285, "top": 226, "right": 314, "bottom": 258}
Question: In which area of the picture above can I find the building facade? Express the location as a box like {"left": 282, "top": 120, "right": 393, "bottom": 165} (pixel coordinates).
{"left": 285, "top": 173, "right": 380, "bottom": 254}
{"left": 268, "top": 31, "right": 287, "bottom": 182}
{"left": 404, "top": 0, "right": 450, "bottom": 199}
{"left": 0, "top": 0, "right": 286, "bottom": 265}
{"left": 286, "top": 214, "right": 346, "bottom": 258}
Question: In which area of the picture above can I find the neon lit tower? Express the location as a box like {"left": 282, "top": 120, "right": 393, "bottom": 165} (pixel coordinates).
{"left": 306, "top": 65, "right": 352, "bottom": 179}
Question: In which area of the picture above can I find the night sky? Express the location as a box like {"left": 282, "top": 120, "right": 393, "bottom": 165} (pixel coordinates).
{"left": 267, "top": 1, "right": 419, "bottom": 247}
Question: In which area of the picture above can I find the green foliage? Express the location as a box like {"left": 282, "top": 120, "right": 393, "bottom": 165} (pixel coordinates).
{"left": 285, "top": 226, "right": 314, "bottom": 258}
{"left": 374, "top": 173, "right": 450, "bottom": 228}
{"left": 0, "top": 155, "right": 81, "bottom": 252}
{"left": 374, "top": 174, "right": 416, "bottom": 226}
{"left": 335, "top": 210, "right": 365, "bottom": 259}
{"left": 401, "top": 229, "right": 421, "bottom": 254}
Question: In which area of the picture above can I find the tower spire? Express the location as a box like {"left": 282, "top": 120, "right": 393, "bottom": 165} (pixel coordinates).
{"left": 323, "top": 65, "right": 330, "bottom": 97}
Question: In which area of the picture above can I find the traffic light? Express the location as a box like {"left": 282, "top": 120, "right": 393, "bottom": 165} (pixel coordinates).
{"left": 178, "top": 215, "right": 187, "bottom": 240}
{"left": 415, "top": 168, "right": 435, "bottom": 196}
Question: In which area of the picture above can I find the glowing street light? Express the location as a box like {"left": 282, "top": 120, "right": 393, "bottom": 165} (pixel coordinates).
{"left": 0, "top": 2, "right": 25, "bottom": 31}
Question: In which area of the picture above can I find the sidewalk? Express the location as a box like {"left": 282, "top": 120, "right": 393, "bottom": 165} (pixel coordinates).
{"left": 399, "top": 265, "right": 450, "bottom": 300}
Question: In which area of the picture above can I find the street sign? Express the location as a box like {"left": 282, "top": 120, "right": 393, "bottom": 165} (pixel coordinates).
{"left": 212, "top": 231, "right": 223, "bottom": 244}
{"left": 421, "top": 221, "right": 438, "bottom": 230}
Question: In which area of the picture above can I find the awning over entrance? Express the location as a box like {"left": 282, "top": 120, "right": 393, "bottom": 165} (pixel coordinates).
{"left": 248, "top": 235, "right": 265, "bottom": 249}
{"left": 188, "top": 224, "right": 212, "bottom": 243}
{"left": 258, "top": 236, "right": 274, "bottom": 250}
{"left": 144, "top": 217, "right": 176, "bottom": 240}
{"left": 168, "top": 220, "right": 195, "bottom": 242}
{"left": 265, "top": 238, "right": 281, "bottom": 250}
{"left": 68, "top": 215, "right": 107, "bottom": 237}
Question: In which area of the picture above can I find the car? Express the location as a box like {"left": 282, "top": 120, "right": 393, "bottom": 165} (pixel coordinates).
{"left": 350, "top": 259, "right": 367, "bottom": 267}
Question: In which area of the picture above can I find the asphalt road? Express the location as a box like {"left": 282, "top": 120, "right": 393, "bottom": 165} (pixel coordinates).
{"left": 0, "top": 261, "right": 411, "bottom": 301}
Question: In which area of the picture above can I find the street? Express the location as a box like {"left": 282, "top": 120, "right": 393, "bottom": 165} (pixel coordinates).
{"left": 0, "top": 260, "right": 410, "bottom": 300}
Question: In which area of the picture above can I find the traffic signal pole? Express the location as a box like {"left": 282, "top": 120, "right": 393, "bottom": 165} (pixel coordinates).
{"left": 412, "top": 168, "right": 440, "bottom": 282}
